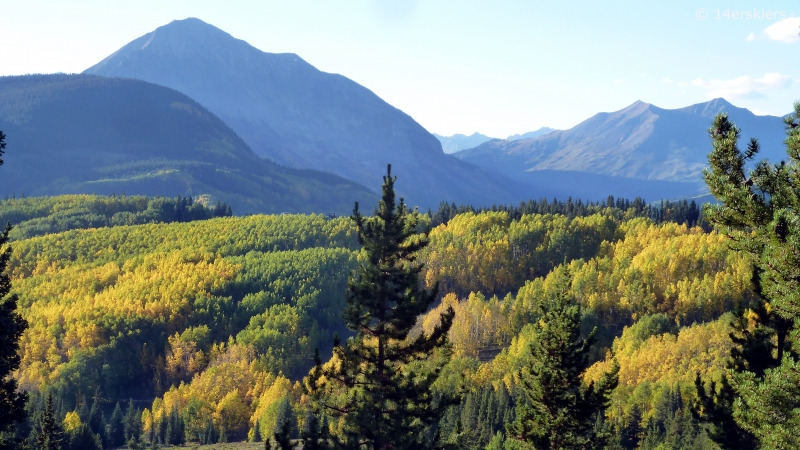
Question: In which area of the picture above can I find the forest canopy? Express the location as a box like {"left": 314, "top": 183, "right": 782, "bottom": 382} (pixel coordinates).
{"left": 3, "top": 199, "right": 751, "bottom": 448}
{"left": 0, "top": 194, "right": 231, "bottom": 240}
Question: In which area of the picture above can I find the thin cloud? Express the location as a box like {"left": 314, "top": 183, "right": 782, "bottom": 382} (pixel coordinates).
{"left": 763, "top": 17, "right": 800, "bottom": 43}
{"left": 750, "top": 108, "right": 772, "bottom": 116}
{"left": 746, "top": 32, "right": 756, "bottom": 41}
{"left": 371, "top": 0, "right": 418, "bottom": 26}
{"left": 690, "top": 73, "right": 792, "bottom": 99}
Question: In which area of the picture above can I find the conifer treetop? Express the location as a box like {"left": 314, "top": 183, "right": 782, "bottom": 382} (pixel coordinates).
{"left": 305, "top": 164, "right": 458, "bottom": 450}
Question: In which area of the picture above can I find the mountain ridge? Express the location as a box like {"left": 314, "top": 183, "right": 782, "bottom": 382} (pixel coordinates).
{"left": 455, "top": 98, "right": 788, "bottom": 194}
{"left": 434, "top": 127, "right": 558, "bottom": 154}
{"left": 433, "top": 132, "right": 495, "bottom": 154}
{"left": 505, "top": 127, "right": 558, "bottom": 141}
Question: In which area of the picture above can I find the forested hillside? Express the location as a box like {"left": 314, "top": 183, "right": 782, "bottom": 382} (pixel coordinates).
{"left": 5, "top": 202, "right": 752, "bottom": 448}
{"left": 0, "top": 74, "right": 377, "bottom": 215}
{"left": 420, "top": 215, "right": 751, "bottom": 448}
{"left": 0, "top": 194, "right": 231, "bottom": 240}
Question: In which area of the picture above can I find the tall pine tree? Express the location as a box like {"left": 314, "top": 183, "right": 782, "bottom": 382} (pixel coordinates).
{"left": 692, "top": 296, "right": 776, "bottom": 449}
{"left": 0, "top": 130, "right": 28, "bottom": 449}
{"left": 304, "top": 165, "right": 458, "bottom": 450}
{"left": 506, "top": 267, "right": 618, "bottom": 450}
{"left": 106, "top": 402, "right": 125, "bottom": 448}
{"left": 702, "top": 103, "right": 800, "bottom": 448}
{"left": 123, "top": 399, "right": 142, "bottom": 445}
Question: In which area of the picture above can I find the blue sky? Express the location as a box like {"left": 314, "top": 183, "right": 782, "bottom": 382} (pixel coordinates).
{"left": 3, "top": 0, "right": 799, "bottom": 137}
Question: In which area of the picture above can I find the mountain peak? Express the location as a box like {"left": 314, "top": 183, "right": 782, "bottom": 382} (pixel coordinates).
{"left": 678, "top": 97, "right": 743, "bottom": 118}
{"left": 623, "top": 100, "right": 653, "bottom": 110}
{"left": 602, "top": 100, "right": 655, "bottom": 119}
{"left": 708, "top": 97, "right": 733, "bottom": 106}
{"left": 167, "top": 17, "right": 210, "bottom": 27}
{"left": 85, "top": 17, "right": 295, "bottom": 76}
{"left": 150, "top": 17, "right": 232, "bottom": 41}
{"left": 84, "top": 19, "right": 519, "bottom": 208}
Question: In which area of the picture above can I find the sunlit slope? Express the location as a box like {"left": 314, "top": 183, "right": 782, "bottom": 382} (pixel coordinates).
{"left": 11, "top": 214, "right": 359, "bottom": 398}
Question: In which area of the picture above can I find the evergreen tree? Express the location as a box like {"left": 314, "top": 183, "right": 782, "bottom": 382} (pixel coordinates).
{"left": 638, "top": 419, "right": 662, "bottom": 450}
{"left": 693, "top": 361, "right": 758, "bottom": 448}
{"left": 157, "top": 414, "right": 167, "bottom": 445}
{"left": 163, "top": 408, "right": 184, "bottom": 446}
{"left": 202, "top": 418, "right": 217, "bottom": 445}
{"left": 252, "top": 420, "right": 262, "bottom": 442}
{"left": 506, "top": 267, "right": 619, "bottom": 449}
{"left": 106, "top": 402, "right": 125, "bottom": 448}
{"left": 176, "top": 410, "right": 185, "bottom": 445}
{"left": 87, "top": 394, "right": 103, "bottom": 436}
{"left": 123, "top": 400, "right": 142, "bottom": 444}
{"left": 164, "top": 417, "right": 173, "bottom": 446}
{"left": 442, "top": 418, "right": 481, "bottom": 450}
{"left": 218, "top": 422, "right": 228, "bottom": 443}
{"left": 66, "top": 423, "right": 103, "bottom": 450}
{"left": 300, "top": 408, "right": 327, "bottom": 450}
{"left": 274, "top": 396, "right": 296, "bottom": 439}
{"left": 75, "top": 398, "right": 88, "bottom": 420}
{"left": 702, "top": 103, "right": 800, "bottom": 448}
{"left": 693, "top": 272, "right": 785, "bottom": 448}
{"left": 485, "top": 431, "right": 505, "bottom": 450}
{"left": 618, "top": 404, "right": 643, "bottom": 449}
{"left": 0, "top": 130, "right": 28, "bottom": 448}
{"left": 459, "top": 393, "right": 478, "bottom": 432}
{"left": 304, "top": 165, "right": 458, "bottom": 449}
{"left": 270, "top": 418, "right": 294, "bottom": 450}
{"left": 34, "top": 394, "right": 63, "bottom": 450}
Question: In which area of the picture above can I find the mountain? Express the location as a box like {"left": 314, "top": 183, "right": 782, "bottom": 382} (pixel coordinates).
{"left": 83, "top": 18, "right": 521, "bottom": 208}
{"left": 0, "top": 74, "right": 377, "bottom": 215}
{"left": 455, "top": 98, "right": 788, "bottom": 200}
{"left": 433, "top": 132, "right": 495, "bottom": 154}
{"left": 434, "top": 128, "right": 558, "bottom": 154}
{"left": 506, "top": 127, "right": 557, "bottom": 141}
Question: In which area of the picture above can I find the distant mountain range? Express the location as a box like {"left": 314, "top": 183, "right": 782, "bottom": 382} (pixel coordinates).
{"left": 433, "top": 133, "right": 494, "bottom": 154}
{"left": 505, "top": 127, "right": 558, "bottom": 142}
{"left": 84, "top": 18, "right": 521, "bottom": 209}
{"left": 1, "top": 17, "right": 781, "bottom": 208}
{"left": 454, "top": 98, "right": 789, "bottom": 200}
{"left": 434, "top": 127, "right": 557, "bottom": 154}
{"left": 0, "top": 74, "right": 377, "bottom": 215}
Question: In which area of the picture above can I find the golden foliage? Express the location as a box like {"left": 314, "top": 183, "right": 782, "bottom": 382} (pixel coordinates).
{"left": 585, "top": 317, "right": 733, "bottom": 387}
{"left": 63, "top": 410, "right": 82, "bottom": 433}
